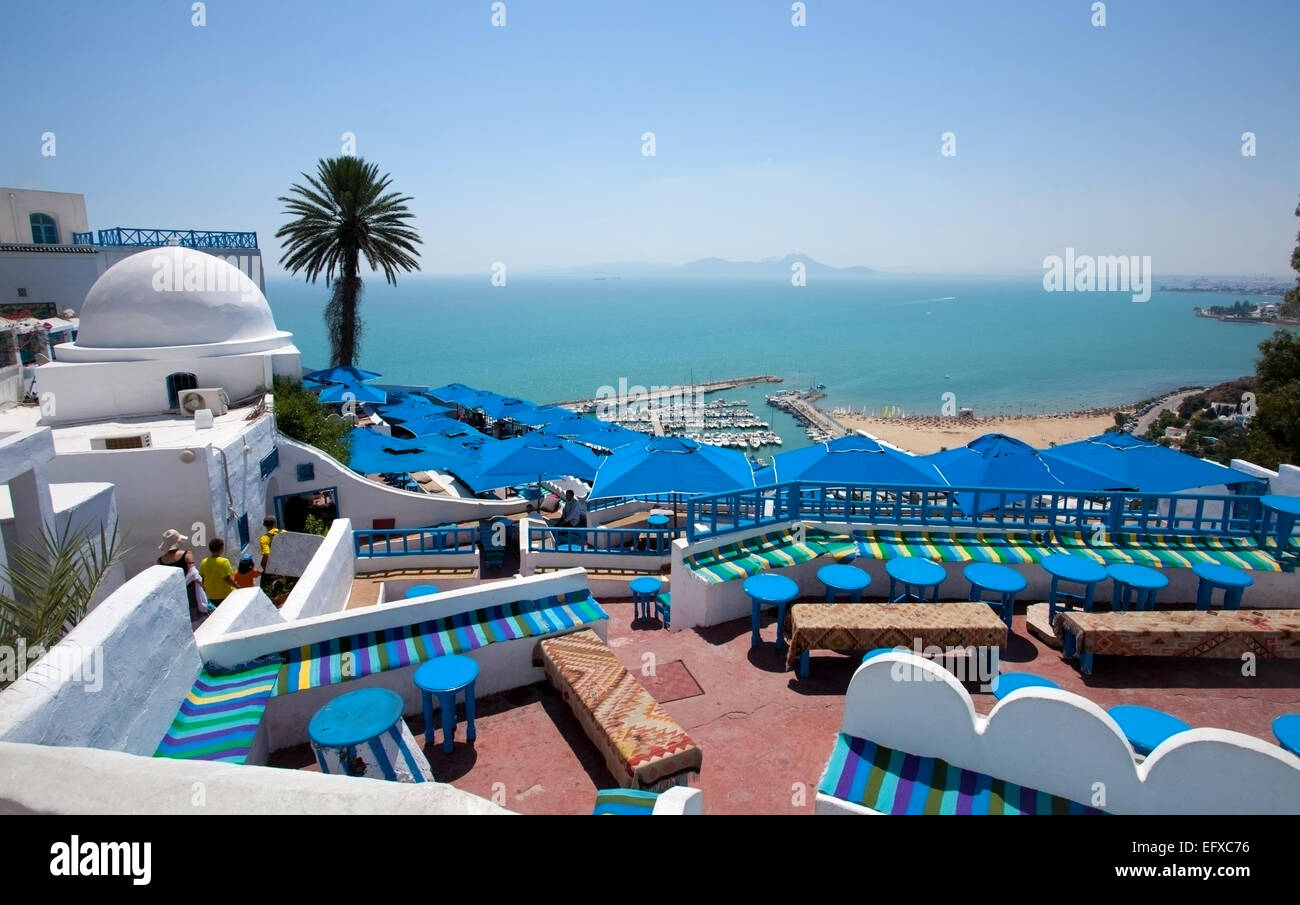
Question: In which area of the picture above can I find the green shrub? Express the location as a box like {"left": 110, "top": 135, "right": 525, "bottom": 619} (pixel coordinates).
{"left": 272, "top": 376, "right": 352, "bottom": 465}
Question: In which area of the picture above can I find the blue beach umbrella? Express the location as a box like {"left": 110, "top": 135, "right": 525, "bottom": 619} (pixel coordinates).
{"left": 317, "top": 382, "right": 388, "bottom": 405}
{"left": 463, "top": 434, "right": 601, "bottom": 494}
{"left": 1039, "top": 432, "right": 1258, "bottom": 493}
{"left": 921, "top": 433, "right": 1129, "bottom": 514}
{"left": 303, "top": 365, "right": 383, "bottom": 385}
{"left": 347, "top": 428, "right": 477, "bottom": 476}
{"left": 772, "top": 435, "right": 946, "bottom": 486}
{"left": 376, "top": 394, "right": 456, "bottom": 423}
{"left": 544, "top": 418, "right": 644, "bottom": 451}
{"left": 590, "top": 436, "right": 757, "bottom": 499}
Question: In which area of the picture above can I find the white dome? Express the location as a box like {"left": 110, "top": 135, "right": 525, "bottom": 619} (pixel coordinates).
{"left": 74, "top": 248, "right": 280, "bottom": 350}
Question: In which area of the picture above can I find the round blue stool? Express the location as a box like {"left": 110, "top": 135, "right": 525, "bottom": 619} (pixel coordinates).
{"left": 1106, "top": 563, "right": 1167, "bottom": 612}
{"left": 646, "top": 514, "right": 670, "bottom": 552}
{"left": 1273, "top": 714, "right": 1300, "bottom": 756}
{"left": 1043, "top": 553, "right": 1108, "bottom": 623}
{"left": 1192, "top": 563, "right": 1253, "bottom": 611}
{"left": 1108, "top": 704, "right": 1190, "bottom": 756}
{"left": 963, "top": 562, "right": 1027, "bottom": 628}
{"left": 818, "top": 563, "right": 871, "bottom": 602}
{"left": 991, "top": 672, "right": 1061, "bottom": 701}
{"left": 862, "top": 648, "right": 896, "bottom": 663}
{"left": 744, "top": 573, "right": 799, "bottom": 651}
{"left": 405, "top": 584, "right": 440, "bottom": 599}
{"left": 629, "top": 575, "right": 662, "bottom": 621}
{"left": 413, "top": 655, "right": 479, "bottom": 754}
{"left": 885, "top": 557, "right": 946, "bottom": 602}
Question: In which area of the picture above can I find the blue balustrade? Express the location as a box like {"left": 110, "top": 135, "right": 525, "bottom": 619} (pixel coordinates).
{"left": 92, "top": 227, "right": 258, "bottom": 249}
{"left": 528, "top": 524, "right": 674, "bottom": 556}
{"left": 685, "top": 481, "right": 1268, "bottom": 543}
{"left": 353, "top": 526, "right": 478, "bottom": 558}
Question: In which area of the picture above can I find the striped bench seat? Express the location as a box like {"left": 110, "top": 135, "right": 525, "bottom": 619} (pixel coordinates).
{"left": 850, "top": 529, "right": 1054, "bottom": 565}
{"left": 684, "top": 526, "right": 854, "bottom": 584}
{"left": 276, "top": 590, "right": 608, "bottom": 694}
{"left": 819, "top": 733, "right": 1104, "bottom": 815}
{"left": 1049, "top": 530, "right": 1282, "bottom": 572}
{"left": 154, "top": 659, "right": 284, "bottom": 764}
{"left": 540, "top": 628, "right": 702, "bottom": 791}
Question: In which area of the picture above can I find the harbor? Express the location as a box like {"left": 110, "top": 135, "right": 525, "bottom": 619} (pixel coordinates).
{"left": 765, "top": 389, "right": 850, "bottom": 444}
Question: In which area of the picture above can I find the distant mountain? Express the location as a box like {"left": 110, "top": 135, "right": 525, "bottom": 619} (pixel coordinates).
{"left": 672, "top": 254, "right": 875, "bottom": 276}
{"left": 532, "top": 254, "right": 875, "bottom": 278}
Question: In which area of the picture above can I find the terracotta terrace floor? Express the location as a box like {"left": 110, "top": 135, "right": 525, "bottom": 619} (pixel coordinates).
{"left": 268, "top": 592, "right": 1300, "bottom": 815}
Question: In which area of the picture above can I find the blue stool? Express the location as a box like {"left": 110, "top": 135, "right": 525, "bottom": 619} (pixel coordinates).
{"left": 818, "top": 563, "right": 871, "bottom": 602}
{"left": 885, "top": 557, "right": 945, "bottom": 602}
{"left": 991, "top": 672, "right": 1060, "bottom": 701}
{"left": 1108, "top": 704, "right": 1190, "bottom": 756}
{"left": 629, "top": 576, "right": 662, "bottom": 621}
{"left": 1192, "top": 563, "right": 1253, "bottom": 611}
{"left": 1106, "top": 563, "right": 1167, "bottom": 612}
{"left": 1043, "top": 553, "right": 1108, "bottom": 624}
{"left": 646, "top": 514, "right": 670, "bottom": 552}
{"left": 861, "top": 648, "right": 896, "bottom": 663}
{"left": 413, "top": 655, "right": 479, "bottom": 754}
{"left": 744, "top": 573, "right": 799, "bottom": 651}
{"left": 405, "top": 584, "right": 440, "bottom": 599}
{"left": 1273, "top": 714, "right": 1300, "bottom": 756}
{"left": 963, "top": 562, "right": 1026, "bottom": 629}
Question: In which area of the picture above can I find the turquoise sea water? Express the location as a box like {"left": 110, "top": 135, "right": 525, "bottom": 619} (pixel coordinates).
{"left": 265, "top": 274, "right": 1279, "bottom": 450}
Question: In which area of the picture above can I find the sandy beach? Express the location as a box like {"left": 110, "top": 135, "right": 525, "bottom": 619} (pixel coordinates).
{"left": 837, "top": 411, "right": 1120, "bottom": 455}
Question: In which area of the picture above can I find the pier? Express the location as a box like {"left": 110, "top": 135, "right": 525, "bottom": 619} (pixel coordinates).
{"left": 550, "top": 374, "right": 783, "bottom": 409}
{"left": 766, "top": 390, "right": 850, "bottom": 442}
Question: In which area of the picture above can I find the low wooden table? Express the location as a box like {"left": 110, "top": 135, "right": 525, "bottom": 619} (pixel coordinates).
{"left": 786, "top": 602, "right": 1008, "bottom": 677}
{"left": 1056, "top": 608, "right": 1300, "bottom": 675}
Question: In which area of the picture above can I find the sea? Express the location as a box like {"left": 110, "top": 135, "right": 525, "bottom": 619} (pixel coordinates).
{"left": 265, "top": 274, "right": 1282, "bottom": 452}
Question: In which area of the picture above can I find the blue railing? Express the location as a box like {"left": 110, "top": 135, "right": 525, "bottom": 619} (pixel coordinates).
{"left": 528, "top": 524, "right": 674, "bottom": 556}
{"left": 354, "top": 526, "right": 477, "bottom": 557}
{"left": 91, "top": 227, "right": 258, "bottom": 249}
{"left": 685, "top": 481, "right": 1269, "bottom": 543}
{"left": 71, "top": 231, "right": 94, "bottom": 245}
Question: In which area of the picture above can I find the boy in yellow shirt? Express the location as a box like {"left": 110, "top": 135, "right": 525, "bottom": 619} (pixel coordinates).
{"left": 199, "top": 538, "right": 238, "bottom": 606}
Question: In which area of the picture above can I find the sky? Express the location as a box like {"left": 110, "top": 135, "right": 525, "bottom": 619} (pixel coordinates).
{"left": 2, "top": 0, "right": 1298, "bottom": 277}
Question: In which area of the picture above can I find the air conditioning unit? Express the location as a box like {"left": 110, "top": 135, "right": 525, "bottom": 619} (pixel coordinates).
{"left": 179, "top": 388, "right": 229, "bottom": 417}
{"left": 91, "top": 432, "right": 153, "bottom": 450}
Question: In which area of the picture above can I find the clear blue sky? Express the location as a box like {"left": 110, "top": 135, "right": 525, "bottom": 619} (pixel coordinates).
{"left": 3, "top": 0, "right": 1297, "bottom": 276}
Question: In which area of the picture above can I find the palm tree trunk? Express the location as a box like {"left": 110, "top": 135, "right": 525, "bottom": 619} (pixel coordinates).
{"left": 326, "top": 254, "right": 363, "bottom": 366}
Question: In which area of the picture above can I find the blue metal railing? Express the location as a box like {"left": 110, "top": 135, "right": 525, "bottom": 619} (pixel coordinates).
{"left": 91, "top": 227, "right": 258, "bottom": 249}
{"left": 528, "top": 524, "right": 674, "bottom": 556}
{"left": 71, "top": 231, "right": 94, "bottom": 245}
{"left": 354, "top": 526, "right": 477, "bottom": 557}
{"left": 685, "top": 481, "right": 1269, "bottom": 544}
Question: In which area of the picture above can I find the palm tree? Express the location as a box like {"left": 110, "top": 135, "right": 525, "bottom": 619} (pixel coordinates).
{"left": 276, "top": 157, "right": 423, "bottom": 366}
{"left": 0, "top": 521, "right": 128, "bottom": 688}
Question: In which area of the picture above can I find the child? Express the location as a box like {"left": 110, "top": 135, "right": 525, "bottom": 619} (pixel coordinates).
{"left": 232, "top": 553, "right": 261, "bottom": 589}
{"left": 199, "top": 538, "right": 238, "bottom": 607}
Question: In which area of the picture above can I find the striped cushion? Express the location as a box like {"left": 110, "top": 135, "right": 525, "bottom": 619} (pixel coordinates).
{"left": 685, "top": 528, "right": 826, "bottom": 583}
{"left": 849, "top": 529, "right": 1053, "bottom": 565}
{"left": 276, "top": 591, "right": 608, "bottom": 694}
{"left": 593, "top": 788, "right": 661, "bottom": 815}
{"left": 1050, "top": 530, "right": 1281, "bottom": 572}
{"left": 819, "top": 733, "right": 1104, "bottom": 815}
{"left": 154, "top": 660, "right": 283, "bottom": 764}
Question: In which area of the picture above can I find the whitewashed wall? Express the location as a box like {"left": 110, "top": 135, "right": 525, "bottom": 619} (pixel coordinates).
{"left": 817, "top": 651, "right": 1300, "bottom": 815}
{"left": 279, "top": 520, "right": 355, "bottom": 620}
{"left": 0, "top": 566, "right": 200, "bottom": 755}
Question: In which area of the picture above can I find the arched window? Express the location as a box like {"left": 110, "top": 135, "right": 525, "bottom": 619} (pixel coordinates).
{"left": 29, "top": 213, "right": 59, "bottom": 245}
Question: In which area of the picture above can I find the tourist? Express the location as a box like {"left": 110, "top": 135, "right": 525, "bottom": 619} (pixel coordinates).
{"left": 259, "top": 516, "right": 279, "bottom": 571}
{"left": 232, "top": 553, "right": 261, "bottom": 589}
{"left": 199, "top": 538, "right": 238, "bottom": 608}
{"left": 557, "top": 489, "right": 588, "bottom": 528}
{"left": 157, "top": 529, "right": 208, "bottom": 621}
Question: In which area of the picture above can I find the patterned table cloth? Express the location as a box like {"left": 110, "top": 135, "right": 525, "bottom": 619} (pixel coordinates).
{"left": 786, "top": 603, "right": 1009, "bottom": 671}
{"left": 1055, "top": 609, "right": 1300, "bottom": 660}
{"left": 539, "top": 629, "right": 702, "bottom": 791}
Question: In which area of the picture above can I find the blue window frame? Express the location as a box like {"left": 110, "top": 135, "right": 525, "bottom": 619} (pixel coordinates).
{"left": 29, "top": 213, "right": 59, "bottom": 245}
{"left": 237, "top": 513, "right": 251, "bottom": 548}
{"left": 296, "top": 463, "right": 315, "bottom": 482}
{"left": 259, "top": 447, "right": 279, "bottom": 478}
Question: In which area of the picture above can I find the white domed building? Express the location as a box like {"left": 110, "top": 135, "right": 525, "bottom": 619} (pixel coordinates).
{"left": 37, "top": 248, "right": 300, "bottom": 424}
